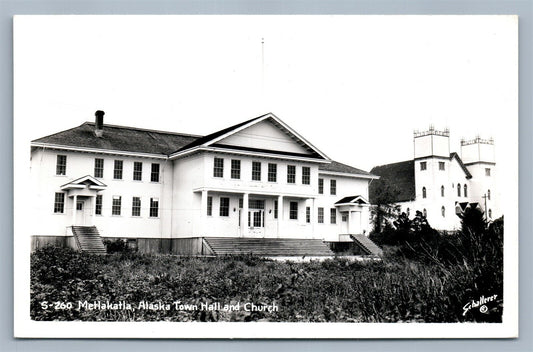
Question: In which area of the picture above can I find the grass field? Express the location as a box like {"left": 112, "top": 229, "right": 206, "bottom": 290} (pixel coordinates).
{"left": 30, "top": 244, "right": 503, "bottom": 322}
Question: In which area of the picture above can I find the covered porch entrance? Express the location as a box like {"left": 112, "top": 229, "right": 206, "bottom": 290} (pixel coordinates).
{"left": 196, "top": 188, "right": 315, "bottom": 239}
{"left": 334, "top": 195, "right": 371, "bottom": 240}
{"left": 60, "top": 175, "right": 107, "bottom": 226}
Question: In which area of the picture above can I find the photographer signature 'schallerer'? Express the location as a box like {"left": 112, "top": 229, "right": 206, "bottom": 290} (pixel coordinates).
{"left": 463, "top": 294, "right": 498, "bottom": 316}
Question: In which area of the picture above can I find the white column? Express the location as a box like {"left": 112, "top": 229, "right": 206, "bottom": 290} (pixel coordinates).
{"left": 72, "top": 194, "right": 77, "bottom": 225}
{"left": 200, "top": 190, "right": 208, "bottom": 236}
{"left": 241, "top": 193, "right": 249, "bottom": 237}
{"left": 277, "top": 195, "right": 284, "bottom": 238}
{"left": 311, "top": 198, "right": 316, "bottom": 238}
{"left": 348, "top": 210, "right": 353, "bottom": 234}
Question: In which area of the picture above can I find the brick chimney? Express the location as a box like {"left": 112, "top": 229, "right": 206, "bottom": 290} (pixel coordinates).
{"left": 94, "top": 110, "right": 104, "bottom": 137}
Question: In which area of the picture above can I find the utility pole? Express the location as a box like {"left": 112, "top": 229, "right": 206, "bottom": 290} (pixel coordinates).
{"left": 482, "top": 193, "right": 488, "bottom": 220}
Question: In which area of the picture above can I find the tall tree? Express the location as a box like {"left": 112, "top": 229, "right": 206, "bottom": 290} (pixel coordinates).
{"left": 370, "top": 178, "right": 401, "bottom": 233}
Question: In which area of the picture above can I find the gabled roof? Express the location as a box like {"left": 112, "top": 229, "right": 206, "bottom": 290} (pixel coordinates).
{"left": 319, "top": 160, "right": 375, "bottom": 177}
{"left": 32, "top": 122, "right": 200, "bottom": 156}
{"left": 31, "top": 114, "right": 373, "bottom": 177}
{"left": 174, "top": 114, "right": 266, "bottom": 153}
{"left": 334, "top": 195, "right": 369, "bottom": 205}
{"left": 369, "top": 160, "right": 415, "bottom": 203}
{"left": 450, "top": 152, "right": 473, "bottom": 179}
{"left": 171, "top": 113, "right": 329, "bottom": 160}
{"left": 60, "top": 175, "right": 107, "bottom": 191}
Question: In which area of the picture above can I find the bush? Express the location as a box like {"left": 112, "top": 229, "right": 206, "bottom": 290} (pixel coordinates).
{"left": 104, "top": 238, "right": 136, "bottom": 254}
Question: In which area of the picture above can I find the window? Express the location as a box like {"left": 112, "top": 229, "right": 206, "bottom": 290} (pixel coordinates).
{"left": 239, "top": 198, "right": 243, "bottom": 209}
{"left": 249, "top": 199, "right": 265, "bottom": 209}
{"left": 420, "top": 161, "right": 427, "bottom": 171}
{"left": 330, "top": 208, "right": 337, "bottom": 224}
{"left": 287, "top": 165, "right": 296, "bottom": 184}
{"left": 488, "top": 209, "right": 492, "bottom": 218}
{"left": 341, "top": 214, "right": 348, "bottom": 222}
{"left": 330, "top": 179, "right": 337, "bottom": 195}
{"left": 268, "top": 163, "right": 277, "bottom": 182}
{"left": 76, "top": 201, "right": 83, "bottom": 211}
{"left": 219, "top": 197, "right": 230, "bottom": 216}
{"left": 457, "top": 183, "right": 461, "bottom": 197}
{"left": 441, "top": 206, "right": 445, "bottom": 217}
{"left": 306, "top": 207, "right": 311, "bottom": 223}
{"left": 56, "top": 155, "right": 67, "bottom": 175}
{"left": 488, "top": 189, "right": 491, "bottom": 200}
{"left": 151, "top": 163, "right": 160, "bottom": 182}
{"left": 318, "top": 207, "right": 324, "bottom": 223}
{"left": 132, "top": 197, "right": 141, "bottom": 217}
{"left": 213, "top": 158, "right": 224, "bottom": 177}
{"left": 423, "top": 208, "right": 427, "bottom": 217}
{"left": 53, "top": 192, "right": 65, "bottom": 213}
{"left": 252, "top": 161, "right": 261, "bottom": 181}
{"left": 406, "top": 208, "right": 410, "bottom": 217}
{"left": 422, "top": 187, "right": 427, "bottom": 199}
{"left": 231, "top": 160, "right": 241, "bottom": 179}
{"left": 318, "top": 178, "right": 324, "bottom": 194}
{"left": 94, "top": 158, "right": 104, "bottom": 178}
{"left": 485, "top": 168, "right": 491, "bottom": 176}
{"left": 150, "top": 198, "right": 159, "bottom": 217}
{"left": 274, "top": 200, "right": 278, "bottom": 219}
{"left": 289, "top": 202, "right": 298, "bottom": 219}
{"left": 133, "top": 162, "right": 143, "bottom": 181}
{"left": 112, "top": 196, "right": 122, "bottom": 215}
{"left": 439, "top": 162, "right": 445, "bottom": 171}
{"left": 302, "top": 167, "right": 310, "bottom": 185}
{"left": 113, "top": 160, "right": 123, "bottom": 180}
{"left": 95, "top": 195, "right": 102, "bottom": 215}
{"left": 463, "top": 184, "right": 468, "bottom": 197}
{"left": 441, "top": 185, "right": 445, "bottom": 197}
{"left": 207, "top": 196, "right": 213, "bottom": 216}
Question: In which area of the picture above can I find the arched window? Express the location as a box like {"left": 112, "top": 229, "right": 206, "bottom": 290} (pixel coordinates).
{"left": 488, "top": 189, "right": 491, "bottom": 200}
{"left": 441, "top": 206, "right": 445, "bottom": 217}
{"left": 441, "top": 185, "right": 445, "bottom": 197}
{"left": 464, "top": 184, "right": 468, "bottom": 197}
{"left": 457, "top": 183, "right": 461, "bottom": 197}
{"left": 423, "top": 208, "right": 427, "bottom": 217}
{"left": 488, "top": 209, "right": 492, "bottom": 218}
{"left": 422, "top": 187, "right": 427, "bottom": 199}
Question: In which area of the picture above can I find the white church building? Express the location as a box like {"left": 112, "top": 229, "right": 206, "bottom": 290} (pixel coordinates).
{"left": 30, "top": 111, "right": 381, "bottom": 255}
{"left": 369, "top": 126, "right": 499, "bottom": 231}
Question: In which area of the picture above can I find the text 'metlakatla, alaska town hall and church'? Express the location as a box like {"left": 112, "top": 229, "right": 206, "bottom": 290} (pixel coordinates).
{"left": 29, "top": 111, "right": 499, "bottom": 256}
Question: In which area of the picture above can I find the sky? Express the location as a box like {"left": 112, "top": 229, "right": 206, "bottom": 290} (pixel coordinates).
{"left": 14, "top": 15, "right": 517, "bottom": 173}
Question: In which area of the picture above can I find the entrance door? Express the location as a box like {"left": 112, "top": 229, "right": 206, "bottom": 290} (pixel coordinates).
{"left": 75, "top": 200, "right": 85, "bottom": 225}
{"left": 341, "top": 212, "right": 349, "bottom": 234}
{"left": 248, "top": 209, "right": 265, "bottom": 237}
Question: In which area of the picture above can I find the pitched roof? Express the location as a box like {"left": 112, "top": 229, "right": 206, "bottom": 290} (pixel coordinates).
{"left": 175, "top": 114, "right": 267, "bottom": 153}
{"left": 319, "top": 160, "right": 374, "bottom": 177}
{"left": 450, "top": 152, "right": 473, "bottom": 179}
{"left": 334, "top": 195, "right": 369, "bottom": 205}
{"left": 32, "top": 122, "right": 200, "bottom": 155}
{"left": 369, "top": 160, "right": 415, "bottom": 203}
{"left": 31, "top": 116, "right": 373, "bottom": 178}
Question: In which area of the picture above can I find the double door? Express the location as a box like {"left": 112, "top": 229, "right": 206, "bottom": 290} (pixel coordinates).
{"left": 248, "top": 209, "right": 265, "bottom": 236}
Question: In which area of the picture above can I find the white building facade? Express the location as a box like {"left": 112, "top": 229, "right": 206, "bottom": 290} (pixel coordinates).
{"left": 30, "top": 112, "right": 377, "bottom": 253}
{"left": 370, "top": 127, "right": 499, "bottom": 231}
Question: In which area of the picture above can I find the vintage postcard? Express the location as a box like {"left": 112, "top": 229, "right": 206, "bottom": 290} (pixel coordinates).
{"left": 13, "top": 15, "right": 518, "bottom": 338}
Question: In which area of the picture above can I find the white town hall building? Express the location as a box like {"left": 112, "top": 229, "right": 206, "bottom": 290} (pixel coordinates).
{"left": 369, "top": 126, "right": 499, "bottom": 231}
{"left": 30, "top": 111, "right": 381, "bottom": 256}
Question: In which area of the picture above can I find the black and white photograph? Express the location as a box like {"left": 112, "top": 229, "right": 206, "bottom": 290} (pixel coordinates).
{"left": 13, "top": 15, "right": 518, "bottom": 338}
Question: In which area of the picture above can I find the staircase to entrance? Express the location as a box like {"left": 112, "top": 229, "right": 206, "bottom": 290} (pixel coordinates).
{"left": 203, "top": 237, "right": 334, "bottom": 257}
{"left": 71, "top": 226, "right": 106, "bottom": 254}
{"left": 350, "top": 234, "right": 383, "bottom": 256}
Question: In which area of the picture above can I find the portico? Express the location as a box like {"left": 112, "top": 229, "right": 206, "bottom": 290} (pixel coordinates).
{"left": 60, "top": 175, "right": 106, "bottom": 226}
{"left": 195, "top": 187, "right": 317, "bottom": 239}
